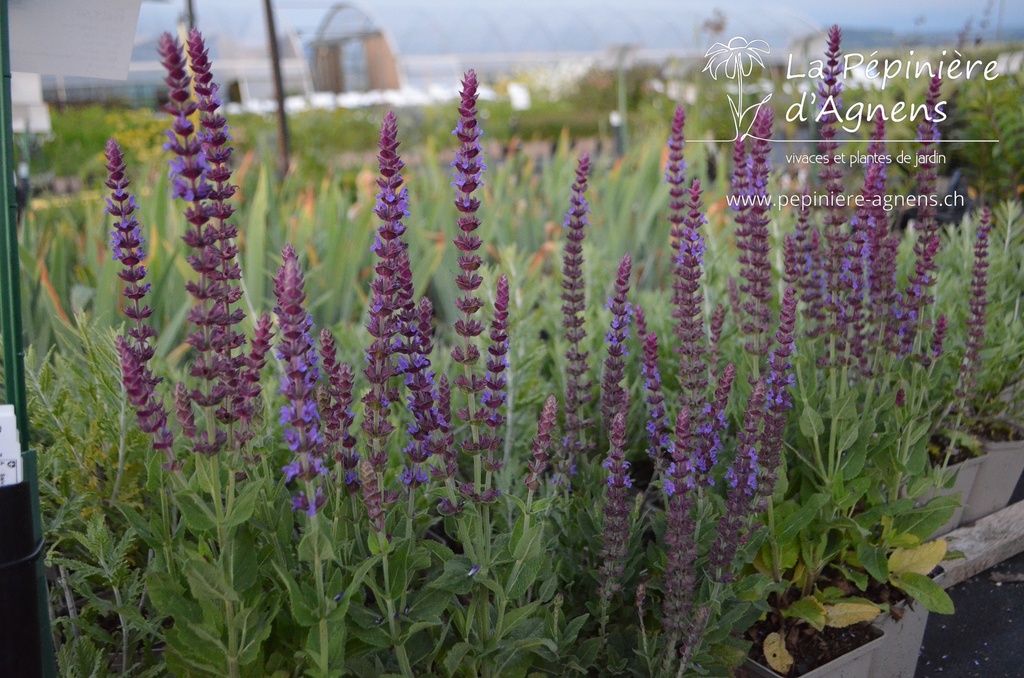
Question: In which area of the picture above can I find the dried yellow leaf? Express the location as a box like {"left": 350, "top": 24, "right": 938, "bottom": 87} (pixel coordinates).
{"left": 764, "top": 632, "right": 794, "bottom": 674}
{"left": 824, "top": 602, "right": 883, "bottom": 627}
{"left": 888, "top": 539, "right": 947, "bottom": 576}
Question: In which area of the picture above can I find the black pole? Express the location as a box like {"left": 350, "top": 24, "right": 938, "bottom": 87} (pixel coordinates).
{"left": 262, "top": 0, "right": 290, "bottom": 178}
{"left": 0, "top": 1, "right": 56, "bottom": 675}
{"left": 185, "top": 0, "right": 196, "bottom": 30}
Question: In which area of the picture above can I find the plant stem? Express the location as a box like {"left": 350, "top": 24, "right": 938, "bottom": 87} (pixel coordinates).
{"left": 381, "top": 551, "right": 413, "bottom": 677}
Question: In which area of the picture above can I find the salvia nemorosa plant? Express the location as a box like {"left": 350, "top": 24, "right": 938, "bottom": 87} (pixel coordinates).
{"left": 275, "top": 244, "right": 327, "bottom": 516}
{"left": 954, "top": 207, "right": 993, "bottom": 419}
{"left": 560, "top": 152, "right": 594, "bottom": 483}
{"left": 99, "top": 28, "right": 961, "bottom": 678}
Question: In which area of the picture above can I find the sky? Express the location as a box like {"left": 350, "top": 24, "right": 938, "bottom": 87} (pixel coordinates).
{"left": 153, "top": 0, "right": 1024, "bottom": 44}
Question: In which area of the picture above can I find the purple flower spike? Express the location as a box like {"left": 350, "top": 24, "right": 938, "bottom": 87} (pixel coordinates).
{"left": 641, "top": 330, "right": 671, "bottom": 471}
{"left": 526, "top": 395, "right": 558, "bottom": 493}
{"left": 955, "top": 207, "right": 993, "bottom": 412}
{"left": 712, "top": 380, "right": 766, "bottom": 578}
{"left": 707, "top": 303, "right": 726, "bottom": 382}
{"left": 818, "top": 25, "right": 851, "bottom": 361}
{"left": 479, "top": 275, "right": 510, "bottom": 475}
{"left": 319, "top": 328, "right": 360, "bottom": 493}
{"left": 930, "top": 314, "right": 948, "bottom": 364}
{"left": 672, "top": 176, "right": 709, "bottom": 417}
{"left": 561, "top": 153, "right": 594, "bottom": 475}
{"left": 401, "top": 298, "right": 441, "bottom": 490}
{"left": 428, "top": 374, "right": 458, "bottom": 483}
{"left": 598, "top": 408, "right": 632, "bottom": 602}
{"left": 759, "top": 287, "right": 797, "bottom": 504}
{"left": 362, "top": 111, "right": 409, "bottom": 472}
{"left": 736, "top": 107, "right": 775, "bottom": 368}
{"left": 663, "top": 408, "right": 698, "bottom": 636}
{"left": 106, "top": 140, "right": 175, "bottom": 462}
{"left": 360, "top": 460, "right": 386, "bottom": 533}
{"left": 274, "top": 244, "right": 326, "bottom": 511}
{"left": 450, "top": 71, "right": 489, "bottom": 453}
{"left": 692, "top": 362, "right": 736, "bottom": 487}
{"left": 600, "top": 253, "right": 634, "bottom": 430}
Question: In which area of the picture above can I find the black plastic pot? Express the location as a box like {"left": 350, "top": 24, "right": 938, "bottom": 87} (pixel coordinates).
{"left": 0, "top": 480, "right": 43, "bottom": 676}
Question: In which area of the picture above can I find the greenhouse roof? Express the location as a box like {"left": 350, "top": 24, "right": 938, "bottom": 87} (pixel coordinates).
{"left": 315, "top": 0, "right": 823, "bottom": 63}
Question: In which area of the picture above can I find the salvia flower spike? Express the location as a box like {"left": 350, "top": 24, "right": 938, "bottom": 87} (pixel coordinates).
{"left": 662, "top": 408, "right": 697, "bottom": 637}
{"left": 106, "top": 140, "right": 175, "bottom": 463}
{"left": 450, "top": 70, "right": 488, "bottom": 455}
{"left": 600, "top": 253, "right": 634, "bottom": 436}
{"left": 274, "top": 245, "right": 326, "bottom": 516}
{"left": 955, "top": 207, "right": 993, "bottom": 414}
{"left": 561, "top": 152, "right": 593, "bottom": 478}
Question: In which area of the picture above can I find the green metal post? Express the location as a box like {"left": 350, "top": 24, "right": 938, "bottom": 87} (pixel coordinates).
{"left": 0, "top": 1, "right": 58, "bottom": 675}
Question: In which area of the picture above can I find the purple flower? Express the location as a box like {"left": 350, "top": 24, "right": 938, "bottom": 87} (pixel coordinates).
{"left": 319, "top": 328, "right": 360, "bottom": 493}
{"left": 477, "top": 275, "right": 510, "bottom": 477}
{"left": 640, "top": 330, "right": 671, "bottom": 471}
{"left": 735, "top": 107, "right": 775, "bottom": 368}
{"left": 901, "top": 74, "right": 945, "bottom": 349}
{"left": 362, "top": 111, "right": 409, "bottom": 472}
{"left": 598, "top": 409, "right": 632, "bottom": 602}
{"left": 671, "top": 161, "right": 710, "bottom": 417}
{"left": 712, "top": 380, "right": 766, "bottom": 578}
{"left": 450, "top": 71, "right": 488, "bottom": 453}
{"left": 400, "top": 298, "right": 441, "bottom": 490}
{"left": 526, "top": 395, "right": 558, "bottom": 493}
{"left": 106, "top": 140, "right": 176, "bottom": 463}
{"left": 561, "top": 153, "right": 594, "bottom": 478}
{"left": 600, "top": 254, "right": 633, "bottom": 429}
{"left": 955, "top": 207, "right": 993, "bottom": 411}
{"left": 274, "top": 244, "right": 326, "bottom": 514}
{"left": 758, "top": 287, "right": 797, "bottom": 504}
{"left": 663, "top": 408, "right": 698, "bottom": 636}
{"left": 360, "top": 460, "right": 386, "bottom": 533}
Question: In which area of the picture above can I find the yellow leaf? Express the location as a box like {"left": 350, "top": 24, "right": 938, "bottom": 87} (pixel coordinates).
{"left": 888, "top": 539, "right": 947, "bottom": 576}
{"left": 764, "top": 632, "right": 794, "bottom": 674}
{"left": 824, "top": 602, "right": 883, "bottom": 628}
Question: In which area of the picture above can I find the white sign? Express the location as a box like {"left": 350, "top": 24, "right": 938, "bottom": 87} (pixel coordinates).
{"left": 9, "top": 0, "right": 143, "bottom": 80}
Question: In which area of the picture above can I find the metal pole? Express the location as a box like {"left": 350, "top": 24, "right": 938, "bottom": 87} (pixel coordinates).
{"left": 263, "top": 0, "right": 290, "bottom": 178}
{"left": 0, "top": 0, "right": 57, "bottom": 675}
{"left": 185, "top": 0, "right": 196, "bottom": 30}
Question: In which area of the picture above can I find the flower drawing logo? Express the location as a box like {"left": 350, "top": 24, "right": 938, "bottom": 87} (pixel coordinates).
{"left": 704, "top": 36, "right": 773, "bottom": 140}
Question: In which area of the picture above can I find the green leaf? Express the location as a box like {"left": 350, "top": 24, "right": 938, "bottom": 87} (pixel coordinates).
{"left": 836, "top": 423, "right": 860, "bottom": 454}
{"left": 443, "top": 641, "right": 474, "bottom": 677}
{"left": 148, "top": 572, "right": 200, "bottom": 623}
{"left": 892, "top": 572, "right": 954, "bottom": 614}
{"left": 513, "top": 524, "right": 543, "bottom": 562}
{"left": 498, "top": 601, "right": 540, "bottom": 638}
{"left": 184, "top": 557, "right": 239, "bottom": 603}
{"left": 799, "top": 405, "right": 825, "bottom": 439}
{"left": 428, "top": 556, "right": 475, "bottom": 595}
{"left": 892, "top": 495, "right": 959, "bottom": 540}
{"left": 506, "top": 556, "right": 544, "bottom": 600}
{"left": 782, "top": 597, "right": 827, "bottom": 631}
{"left": 857, "top": 544, "right": 889, "bottom": 583}
{"left": 273, "top": 563, "right": 319, "bottom": 627}
{"left": 776, "top": 494, "right": 827, "bottom": 542}
{"left": 562, "top": 613, "right": 589, "bottom": 645}
{"left": 298, "top": 525, "right": 333, "bottom": 564}
{"left": 176, "top": 491, "right": 217, "bottom": 532}
{"left": 221, "top": 481, "right": 262, "bottom": 529}
{"left": 421, "top": 540, "right": 455, "bottom": 565}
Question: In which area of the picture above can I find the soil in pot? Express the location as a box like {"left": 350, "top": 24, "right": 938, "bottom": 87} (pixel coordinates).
{"left": 744, "top": 591, "right": 883, "bottom": 677}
